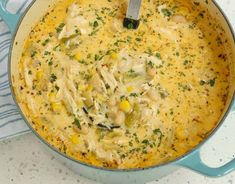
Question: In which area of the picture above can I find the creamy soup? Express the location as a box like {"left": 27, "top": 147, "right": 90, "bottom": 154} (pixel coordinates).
{"left": 14, "top": 0, "right": 230, "bottom": 169}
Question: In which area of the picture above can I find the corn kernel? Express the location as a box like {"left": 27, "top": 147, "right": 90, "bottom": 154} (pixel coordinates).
{"left": 51, "top": 102, "right": 62, "bottom": 112}
{"left": 36, "top": 71, "right": 43, "bottom": 80}
{"left": 87, "top": 85, "right": 93, "bottom": 91}
{"left": 127, "top": 86, "right": 134, "bottom": 92}
{"left": 71, "top": 134, "right": 79, "bottom": 144}
{"left": 119, "top": 100, "right": 131, "bottom": 113}
{"left": 110, "top": 53, "right": 119, "bottom": 60}
{"left": 75, "top": 53, "right": 82, "bottom": 61}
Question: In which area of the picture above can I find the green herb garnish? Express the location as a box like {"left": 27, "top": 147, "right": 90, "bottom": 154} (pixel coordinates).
{"left": 200, "top": 80, "right": 206, "bottom": 85}
{"left": 130, "top": 93, "right": 138, "bottom": 97}
{"left": 56, "top": 23, "right": 65, "bottom": 33}
{"left": 93, "top": 21, "right": 99, "bottom": 28}
{"left": 30, "top": 50, "right": 37, "bottom": 58}
{"left": 155, "top": 52, "right": 161, "bottom": 59}
{"left": 73, "top": 118, "right": 81, "bottom": 129}
{"left": 142, "top": 139, "right": 150, "bottom": 145}
{"left": 42, "top": 38, "right": 50, "bottom": 46}
{"left": 50, "top": 73, "right": 57, "bottom": 83}
{"left": 153, "top": 129, "right": 164, "bottom": 146}
{"left": 161, "top": 9, "right": 172, "bottom": 17}
{"left": 209, "top": 78, "right": 216, "bottom": 87}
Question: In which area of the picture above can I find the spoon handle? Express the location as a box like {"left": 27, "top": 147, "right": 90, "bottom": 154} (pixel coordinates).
{"left": 126, "top": 0, "right": 142, "bottom": 20}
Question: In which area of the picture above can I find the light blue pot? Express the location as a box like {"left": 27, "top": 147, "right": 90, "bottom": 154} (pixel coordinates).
{"left": 1, "top": 0, "right": 235, "bottom": 183}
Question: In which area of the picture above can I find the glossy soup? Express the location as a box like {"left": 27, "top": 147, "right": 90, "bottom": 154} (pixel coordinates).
{"left": 14, "top": 0, "right": 230, "bottom": 169}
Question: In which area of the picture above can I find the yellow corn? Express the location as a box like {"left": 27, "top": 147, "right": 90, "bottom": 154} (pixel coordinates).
{"left": 87, "top": 85, "right": 93, "bottom": 91}
{"left": 110, "top": 52, "right": 119, "bottom": 60}
{"left": 36, "top": 71, "right": 43, "bottom": 80}
{"left": 51, "top": 102, "right": 63, "bottom": 112}
{"left": 71, "top": 134, "right": 79, "bottom": 144}
{"left": 119, "top": 100, "right": 131, "bottom": 113}
{"left": 127, "top": 86, "right": 134, "bottom": 92}
{"left": 75, "top": 53, "right": 82, "bottom": 61}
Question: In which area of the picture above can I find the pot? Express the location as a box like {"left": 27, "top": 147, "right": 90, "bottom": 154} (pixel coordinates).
{"left": 0, "top": 0, "right": 235, "bottom": 183}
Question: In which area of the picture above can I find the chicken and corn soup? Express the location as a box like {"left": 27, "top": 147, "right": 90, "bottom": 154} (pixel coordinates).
{"left": 14, "top": 0, "right": 230, "bottom": 169}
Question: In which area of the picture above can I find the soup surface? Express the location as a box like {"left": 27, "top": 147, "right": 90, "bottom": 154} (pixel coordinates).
{"left": 14, "top": 0, "right": 230, "bottom": 168}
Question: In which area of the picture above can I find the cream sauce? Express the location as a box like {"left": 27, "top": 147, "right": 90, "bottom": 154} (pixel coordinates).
{"left": 15, "top": 0, "right": 230, "bottom": 169}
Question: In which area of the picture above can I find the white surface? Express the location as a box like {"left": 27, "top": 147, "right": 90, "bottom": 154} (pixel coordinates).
{"left": 0, "top": 0, "right": 235, "bottom": 184}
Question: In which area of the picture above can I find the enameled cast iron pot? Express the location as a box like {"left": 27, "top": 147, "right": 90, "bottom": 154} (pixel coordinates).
{"left": 0, "top": 0, "right": 235, "bottom": 183}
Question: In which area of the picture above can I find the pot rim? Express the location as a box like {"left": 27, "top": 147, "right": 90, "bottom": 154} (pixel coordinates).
{"left": 8, "top": 0, "right": 235, "bottom": 172}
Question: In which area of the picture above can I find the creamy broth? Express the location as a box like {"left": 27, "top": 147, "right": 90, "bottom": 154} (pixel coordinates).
{"left": 15, "top": 0, "right": 230, "bottom": 169}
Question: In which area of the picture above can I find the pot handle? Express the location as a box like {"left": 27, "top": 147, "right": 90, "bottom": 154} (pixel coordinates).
{"left": 178, "top": 100, "right": 235, "bottom": 177}
{"left": 178, "top": 149, "right": 235, "bottom": 177}
{"left": 0, "top": 0, "right": 21, "bottom": 33}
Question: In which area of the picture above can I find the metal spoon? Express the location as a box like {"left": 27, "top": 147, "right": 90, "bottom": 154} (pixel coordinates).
{"left": 123, "top": 0, "right": 142, "bottom": 29}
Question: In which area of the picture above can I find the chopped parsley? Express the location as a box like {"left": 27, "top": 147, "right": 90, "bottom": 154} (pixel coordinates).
{"left": 55, "top": 85, "right": 60, "bottom": 91}
{"left": 83, "top": 74, "right": 92, "bottom": 81}
{"left": 130, "top": 93, "right": 138, "bottom": 97}
{"left": 178, "top": 83, "right": 191, "bottom": 92}
{"left": 147, "top": 60, "right": 154, "bottom": 68}
{"left": 42, "top": 38, "right": 50, "bottom": 46}
{"left": 127, "top": 22, "right": 134, "bottom": 29}
{"left": 199, "top": 78, "right": 216, "bottom": 87}
{"left": 153, "top": 128, "right": 162, "bottom": 135}
{"left": 50, "top": 73, "right": 57, "bottom": 83}
{"left": 93, "top": 21, "right": 99, "bottom": 28}
{"left": 199, "top": 80, "right": 206, "bottom": 85}
{"left": 209, "top": 78, "right": 216, "bottom": 87}
{"left": 56, "top": 23, "right": 65, "bottom": 33}
{"left": 95, "top": 54, "right": 100, "bottom": 61}
{"left": 73, "top": 118, "right": 81, "bottom": 129}
{"left": 183, "top": 60, "right": 190, "bottom": 65}
{"left": 127, "top": 69, "right": 139, "bottom": 78}
{"left": 48, "top": 60, "right": 53, "bottom": 66}
{"left": 30, "top": 50, "right": 37, "bottom": 58}
{"left": 142, "top": 139, "right": 150, "bottom": 145}
{"left": 153, "top": 129, "right": 164, "bottom": 146}
{"left": 161, "top": 8, "right": 172, "bottom": 17}
{"left": 89, "top": 29, "right": 99, "bottom": 36}
{"left": 155, "top": 52, "right": 161, "bottom": 59}
{"left": 44, "top": 51, "right": 51, "bottom": 55}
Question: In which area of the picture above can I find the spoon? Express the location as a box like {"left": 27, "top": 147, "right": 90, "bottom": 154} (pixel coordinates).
{"left": 123, "top": 0, "right": 142, "bottom": 29}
